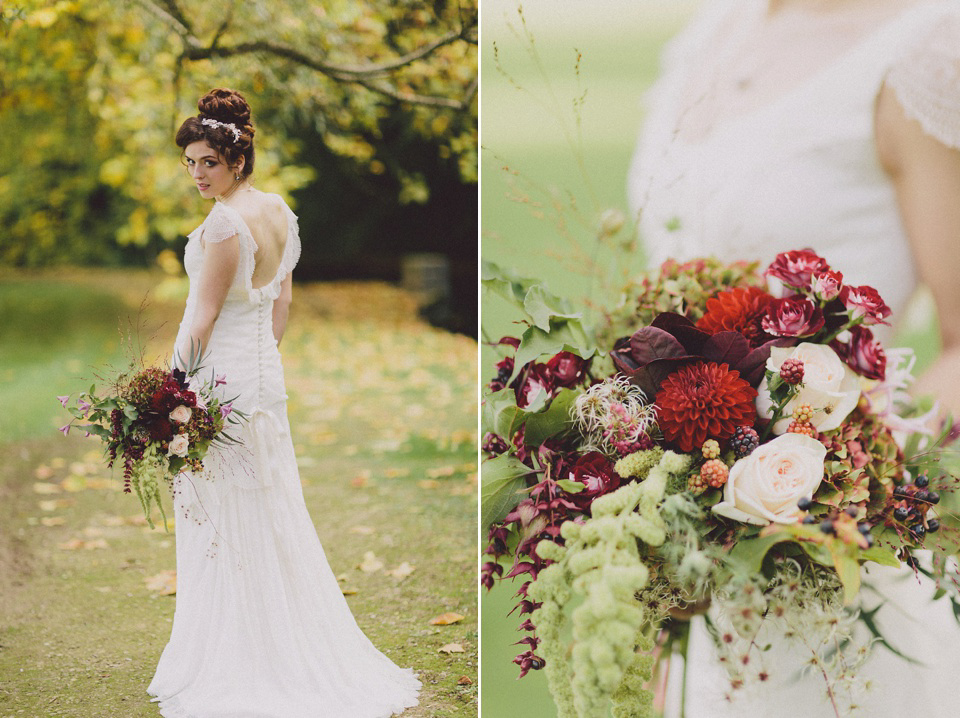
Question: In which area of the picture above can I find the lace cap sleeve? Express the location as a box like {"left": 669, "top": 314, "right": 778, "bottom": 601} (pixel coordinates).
{"left": 201, "top": 202, "right": 242, "bottom": 243}
{"left": 886, "top": 11, "right": 960, "bottom": 150}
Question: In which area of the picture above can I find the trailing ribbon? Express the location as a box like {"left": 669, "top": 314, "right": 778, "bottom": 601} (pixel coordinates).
{"left": 239, "top": 407, "right": 289, "bottom": 491}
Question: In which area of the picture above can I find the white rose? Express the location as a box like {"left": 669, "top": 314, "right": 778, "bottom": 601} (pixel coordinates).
{"left": 713, "top": 433, "right": 826, "bottom": 525}
{"left": 169, "top": 405, "right": 192, "bottom": 423}
{"left": 757, "top": 343, "right": 860, "bottom": 434}
{"left": 167, "top": 433, "right": 190, "bottom": 457}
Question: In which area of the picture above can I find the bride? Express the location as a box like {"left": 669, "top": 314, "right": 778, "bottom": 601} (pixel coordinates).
{"left": 146, "top": 88, "right": 421, "bottom": 717}
{"left": 628, "top": 0, "right": 960, "bottom": 716}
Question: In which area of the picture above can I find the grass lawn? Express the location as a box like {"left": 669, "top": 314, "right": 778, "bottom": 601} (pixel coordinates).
{"left": 0, "top": 269, "right": 478, "bottom": 717}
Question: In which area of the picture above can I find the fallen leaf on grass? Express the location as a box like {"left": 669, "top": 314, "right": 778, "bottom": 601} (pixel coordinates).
{"left": 144, "top": 570, "right": 177, "bottom": 596}
{"left": 58, "top": 538, "right": 109, "bottom": 550}
{"left": 350, "top": 471, "right": 370, "bottom": 488}
{"left": 457, "top": 676, "right": 473, "bottom": 685}
{"left": 417, "top": 479, "right": 441, "bottom": 490}
{"left": 34, "top": 465, "right": 55, "bottom": 480}
{"left": 426, "top": 465, "right": 456, "bottom": 479}
{"left": 40, "top": 517, "right": 66, "bottom": 527}
{"left": 450, "top": 484, "right": 475, "bottom": 497}
{"left": 85, "top": 479, "right": 115, "bottom": 491}
{"left": 385, "top": 468, "right": 410, "bottom": 478}
{"left": 429, "top": 612, "right": 464, "bottom": 626}
{"left": 60, "top": 476, "right": 86, "bottom": 492}
{"left": 385, "top": 562, "right": 416, "bottom": 581}
{"left": 33, "top": 482, "right": 61, "bottom": 495}
{"left": 439, "top": 643, "right": 465, "bottom": 654}
{"left": 349, "top": 525, "right": 375, "bottom": 535}
{"left": 358, "top": 551, "right": 384, "bottom": 573}
{"left": 341, "top": 587, "right": 359, "bottom": 596}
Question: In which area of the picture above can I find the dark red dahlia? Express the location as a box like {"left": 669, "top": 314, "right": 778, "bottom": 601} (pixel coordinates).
{"left": 655, "top": 362, "right": 757, "bottom": 453}
{"left": 697, "top": 287, "right": 777, "bottom": 348}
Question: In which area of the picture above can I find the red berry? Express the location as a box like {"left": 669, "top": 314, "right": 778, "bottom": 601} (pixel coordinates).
{"left": 701, "top": 459, "right": 729, "bottom": 489}
{"left": 787, "top": 420, "right": 816, "bottom": 438}
{"left": 779, "top": 358, "right": 805, "bottom": 385}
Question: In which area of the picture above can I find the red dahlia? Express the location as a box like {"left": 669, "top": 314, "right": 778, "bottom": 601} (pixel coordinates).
{"left": 697, "top": 287, "right": 776, "bottom": 348}
{"left": 655, "top": 362, "right": 757, "bottom": 453}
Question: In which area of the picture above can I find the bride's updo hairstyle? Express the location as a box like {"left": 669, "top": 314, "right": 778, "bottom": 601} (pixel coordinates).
{"left": 176, "top": 88, "right": 256, "bottom": 178}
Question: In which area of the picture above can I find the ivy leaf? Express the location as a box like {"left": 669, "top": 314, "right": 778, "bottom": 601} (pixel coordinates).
{"left": 522, "top": 284, "right": 581, "bottom": 332}
{"left": 555, "top": 479, "right": 585, "bottom": 494}
{"left": 523, "top": 388, "right": 579, "bottom": 447}
{"left": 481, "top": 454, "right": 535, "bottom": 529}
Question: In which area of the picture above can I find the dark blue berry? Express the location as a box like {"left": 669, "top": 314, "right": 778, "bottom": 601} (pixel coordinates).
{"left": 893, "top": 486, "right": 908, "bottom": 498}
{"left": 911, "top": 524, "right": 926, "bottom": 539}
{"left": 915, "top": 475, "right": 930, "bottom": 488}
{"left": 802, "top": 515, "right": 817, "bottom": 525}
{"left": 927, "top": 491, "right": 940, "bottom": 505}
{"left": 819, "top": 520, "right": 835, "bottom": 535}
{"left": 915, "top": 490, "right": 930, "bottom": 503}
{"left": 857, "top": 523, "right": 871, "bottom": 535}
{"left": 927, "top": 519, "right": 941, "bottom": 534}
{"left": 845, "top": 506, "right": 858, "bottom": 518}
{"left": 893, "top": 507, "right": 909, "bottom": 522}
{"left": 797, "top": 497, "right": 813, "bottom": 510}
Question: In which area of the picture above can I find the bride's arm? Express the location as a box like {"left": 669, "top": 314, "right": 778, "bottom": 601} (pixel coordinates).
{"left": 876, "top": 84, "right": 960, "bottom": 416}
{"left": 182, "top": 235, "right": 240, "bottom": 361}
{"left": 272, "top": 274, "right": 293, "bottom": 346}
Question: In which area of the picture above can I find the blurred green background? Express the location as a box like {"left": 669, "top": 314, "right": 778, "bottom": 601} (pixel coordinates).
{"left": 478, "top": 1, "right": 940, "bottom": 716}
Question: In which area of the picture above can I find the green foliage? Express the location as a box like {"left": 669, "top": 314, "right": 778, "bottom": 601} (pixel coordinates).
{"left": 481, "top": 261, "right": 599, "bottom": 379}
{"left": 480, "top": 453, "right": 534, "bottom": 530}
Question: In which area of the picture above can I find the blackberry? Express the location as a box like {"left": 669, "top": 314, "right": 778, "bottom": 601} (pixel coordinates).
{"left": 730, "top": 426, "right": 760, "bottom": 458}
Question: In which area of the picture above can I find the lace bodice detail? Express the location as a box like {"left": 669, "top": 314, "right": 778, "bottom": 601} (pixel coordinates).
{"left": 176, "top": 195, "right": 301, "bottom": 414}
{"left": 886, "top": 11, "right": 960, "bottom": 150}
{"left": 628, "top": 0, "right": 960, "bottom": 327}
{"left": 183, "top": 195, "right": 301, "bottom": 304}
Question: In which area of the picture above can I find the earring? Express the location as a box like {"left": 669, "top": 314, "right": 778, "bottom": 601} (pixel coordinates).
{"left": 235, "top": 173, "right": 241, "bottom": 181}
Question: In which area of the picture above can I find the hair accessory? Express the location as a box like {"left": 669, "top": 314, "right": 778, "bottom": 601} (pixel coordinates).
{"left": 201, "top": 117, "right": 242, "bottom": 143}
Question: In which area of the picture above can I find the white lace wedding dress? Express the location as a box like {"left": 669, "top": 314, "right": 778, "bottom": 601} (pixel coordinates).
{"left": 628, "top": 1, "right": 960, "bottom": 715}
{"left": 146, "top": 197, "right": 421, "bottom": 717}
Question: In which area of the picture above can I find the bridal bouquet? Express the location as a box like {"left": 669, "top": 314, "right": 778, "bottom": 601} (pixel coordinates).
{"left": 481, "top": 251, "right": 957, "bottom": 717}
{"left": 59, "top": 344, "right": 245, "bottom": 528}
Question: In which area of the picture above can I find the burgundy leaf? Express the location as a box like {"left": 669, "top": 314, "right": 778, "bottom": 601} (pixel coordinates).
{"left": 701, "top": 331, "right": 750, "bottom": 367}
{"left": 628, "top": 327, "right": 689, "bottom": 365}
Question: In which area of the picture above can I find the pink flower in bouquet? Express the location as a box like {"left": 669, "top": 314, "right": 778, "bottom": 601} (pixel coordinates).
{"left": 566, "top": 452, "right": 620, "bottom": 503}
{"left": 167, "top": 433, "right": 190, "bottom": 457}
{"left": 839, "top": 285, "right": 891, "bottom": 325}
{"left": 835, "top": 326, "right": 887, "bottom": 381}
{"left": 811, "top": 270, "right": 844, "bottom": 301}
{"left": 762, "top": 296, "right": 825, "bottom": 338}
{"left": 546, "top": 351, "right": 589, "bottom": 388}
{"left": 169, "top": 405, "right": 193, "bottom": 423}
{"left": 655, "top": 362, "right": 757, "bottom": 452}
{"left": 765, "top": 250, "right": 829, "bottom": 290}
{"left": 712, "top": 433, "right": 827, "bottom": 525}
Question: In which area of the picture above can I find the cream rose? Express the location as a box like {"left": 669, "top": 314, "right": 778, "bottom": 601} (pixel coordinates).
{"left": 757, "top": 343, "right": 860, "bottom": 434}
{"left": 169, "top": 405, "right": 192, "bottom": 423}
{"left": 168, "top": 433, "right": 190, "bottom": 457}
{"left": 713, "top": 433, "right": 826, "bottom": 525}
